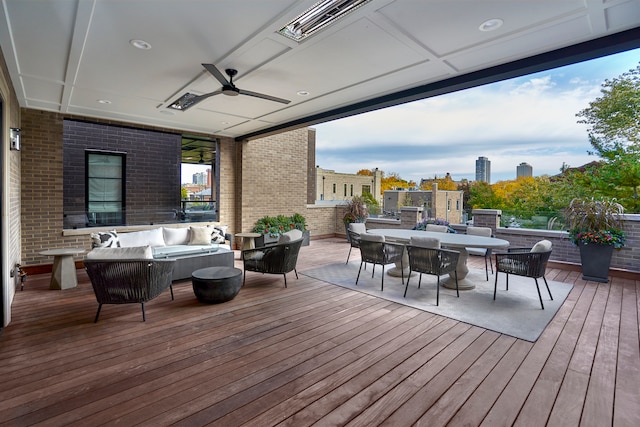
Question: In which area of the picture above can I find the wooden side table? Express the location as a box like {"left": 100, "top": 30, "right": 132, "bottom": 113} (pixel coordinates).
{"left": 234, "top": 232, "right": 262, "bottom": 250}
{"left": 39, "top": 248, "right": 85, "bottom": 290}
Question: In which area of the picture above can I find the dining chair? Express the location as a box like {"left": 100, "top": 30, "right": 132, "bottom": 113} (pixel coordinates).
{"left": 425, "top": 224, "right": 448, "bottom": 233}
{"left": 404, "top": 244, "right": 460, "bottom": 305}
{"left": 356, "top": 233, "right": 405, "bottom": 291}
{"left": 346, "top": 222, "right": 367, "bottom": 264}
{"left": 494, "top": 239, "right": 553, "bottom": 309}
{"left": 466, "top": 226, "right": 494, "bottom": 280}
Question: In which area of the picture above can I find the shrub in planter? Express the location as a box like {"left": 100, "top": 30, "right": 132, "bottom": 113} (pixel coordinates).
{"left": 253, "top": 213, "right": 309, "bottom": 246}
{"left": 564, "top": 198, "right": 626, "bottom": 282}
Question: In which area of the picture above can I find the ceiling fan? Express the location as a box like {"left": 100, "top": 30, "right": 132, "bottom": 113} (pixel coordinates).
{"left": 168, "top": 64, "right": 291, "bottom": 111}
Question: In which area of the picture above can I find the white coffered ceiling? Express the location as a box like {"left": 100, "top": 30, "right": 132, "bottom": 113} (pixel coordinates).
{"left": 1, "top": 0, "right": 639, "bottom": 141}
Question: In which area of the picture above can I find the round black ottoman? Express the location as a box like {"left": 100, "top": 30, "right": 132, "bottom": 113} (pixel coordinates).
{"left": 192, "top": 267, "right": 243, "bottom": 304}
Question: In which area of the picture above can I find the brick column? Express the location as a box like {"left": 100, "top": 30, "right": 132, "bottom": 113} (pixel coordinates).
{"left": 400, "top": 207, "right": 422, "bottom": 229}
{"left": 471, "top": 209, "right": 501, "bottom": 232}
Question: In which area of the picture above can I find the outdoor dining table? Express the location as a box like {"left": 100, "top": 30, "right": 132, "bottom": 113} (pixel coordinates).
{"left": 368, "top": 228, "right": 510, "bottom": 290}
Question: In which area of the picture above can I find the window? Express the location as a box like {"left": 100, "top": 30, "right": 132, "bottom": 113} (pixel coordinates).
{"left": 350, "top": 184, "right": 353, "bottom": 196}
{"left": 456, "top": 200, "right": 460, "bottom": 210}
{"left": 344, "top": 183, "right": 347, "bottom": 196}
{"left": 362, "top": 184, "right": 371, "bottom": 194}
{"left": 447, "top": 199, "right": 451, "bottom": 211}
{"left": 333, "top": 183, "right": 336, "bottom": 193}
{"left": 86, "top": 151, "right": 125, "bottom": 226}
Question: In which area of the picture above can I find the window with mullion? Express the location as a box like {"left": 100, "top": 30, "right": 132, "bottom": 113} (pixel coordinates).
{"left": 86, "top": 152, "right": 125, "bottom": 226}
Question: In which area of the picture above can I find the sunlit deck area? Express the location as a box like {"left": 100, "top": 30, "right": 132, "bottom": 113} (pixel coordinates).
{"left": 1, "top": 238, "right": 639, "bottom": 426}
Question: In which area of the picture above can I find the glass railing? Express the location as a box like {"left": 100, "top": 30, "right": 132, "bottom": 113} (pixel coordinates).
{"left": 63, "top": 201, "right": 217, "bottom": 229}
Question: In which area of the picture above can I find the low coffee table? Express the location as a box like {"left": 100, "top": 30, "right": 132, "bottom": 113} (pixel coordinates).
{"left": 192, "top": 266, "right": 243, "bottom": 304}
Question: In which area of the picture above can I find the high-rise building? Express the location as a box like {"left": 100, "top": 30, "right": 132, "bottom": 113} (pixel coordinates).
{"left": 192, "top": 172, "right": 207, "bottom": 185}
{"left": 475, "top": 156, "right": 491, "bottom": 183}
{"left": 517, "top": 162, "right": 533, "bottom": 178}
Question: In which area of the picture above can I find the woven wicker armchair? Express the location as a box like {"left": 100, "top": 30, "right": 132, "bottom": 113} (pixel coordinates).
{"left": 494, "top": 242, "right": 553, "bottom": 309}
{"left": 356, "top": 234, "right": 405, "bottom": 291}
{"left": 242, "top": 237, "right": 304, "bottom": 287}
{"left": 85, "top": 259, "right": 176, "bottom": 322}
{"left": 405, "top": 245, "right": 460, "bottom": 305}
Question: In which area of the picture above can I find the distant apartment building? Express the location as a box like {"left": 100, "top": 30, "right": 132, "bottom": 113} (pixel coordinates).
{"left": 192, "top": 171, "right": 207, "bottom": 185}
{"left": 475, "top": 156, "right": 491, "bottom": 182}
{"left": 517, "top": 162, "right": 533, "bottom": 178}
{"left": 315, "top": 167, "right": 382, "bottom": 203}
{"left": 383, "top": 183, "right": 464, "bottom": 224}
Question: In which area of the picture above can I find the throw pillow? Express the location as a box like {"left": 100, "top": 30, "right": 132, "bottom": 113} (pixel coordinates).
{"left": 189, "top": 226, "right": 212, "bottom": 245}
{"left": 90, "top": 230, "right": 120, "bottom": 248}
{"left": 163, "top": 227, "right": 190, "bottom": 245}
{"left": 211, "top": 226, "right": 227, "bottom": 244}
{"left": 277, "top": 229, "right": 303, "bottom": 244}
{"left": 86, "top": 245, "right": 153, "bottom": 260}
{"left": 118, "top": 228, "right": 166, "bottom": 248}
{"left": 531, "top": 240, "right": 552, "bottom": 253}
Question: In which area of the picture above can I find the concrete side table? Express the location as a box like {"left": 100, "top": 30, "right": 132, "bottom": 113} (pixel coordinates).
{"left": 234, "top": 232, "right": 262, "bottom": 250}
{"left": 39, "top": 248, "right": 85, "bottom": 290}
{"left": 192, "top": 266, "right": 243, "bottom": 303}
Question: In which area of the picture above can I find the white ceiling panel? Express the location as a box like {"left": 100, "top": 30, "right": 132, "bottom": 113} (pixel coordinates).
{"left": 0, "top": 0, "right": 638, "bottom": 140}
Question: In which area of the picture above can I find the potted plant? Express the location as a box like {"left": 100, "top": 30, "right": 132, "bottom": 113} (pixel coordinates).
{"left": 343, "top": 196, "right": 368, "bottom": 241}
{"left": 413, "top": 217, "right": 455, "bottom": 233}
{"left": 564, "top": 198, "right": 626, "bottom": 282}
{"left": 253, "top": 213, "right": 309, "bottom": 246}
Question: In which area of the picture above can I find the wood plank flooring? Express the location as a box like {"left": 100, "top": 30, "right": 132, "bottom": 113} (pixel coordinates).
{"left": 0, "top": 237, "right": 638, "bottom": 426}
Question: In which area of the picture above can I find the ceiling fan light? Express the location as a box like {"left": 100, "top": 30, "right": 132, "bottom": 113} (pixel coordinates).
{"left": 279, "top": 0, "right": 373, "bottom": 42}
{"left": 222, "top": 87, "right": 239, "bottom": 96}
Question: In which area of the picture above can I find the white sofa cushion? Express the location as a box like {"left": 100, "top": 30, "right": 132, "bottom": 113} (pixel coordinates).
{"left": 86, "top": 245, "right": 153, "bottom": 260}
{"left": 162, "top": 227, "right": 190, "bottom": 245}
{"left": 118, "top": 228, "right": 166, "bottom": 248}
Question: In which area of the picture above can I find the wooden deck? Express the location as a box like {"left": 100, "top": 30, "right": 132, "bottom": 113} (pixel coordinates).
{"left": 1, "top": 237, "right": 638, "bottom": 426}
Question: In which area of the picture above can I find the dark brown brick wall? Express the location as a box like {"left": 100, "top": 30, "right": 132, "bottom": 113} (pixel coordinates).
{"left": 62, "top": 119, "right": 181, "bottom": 226}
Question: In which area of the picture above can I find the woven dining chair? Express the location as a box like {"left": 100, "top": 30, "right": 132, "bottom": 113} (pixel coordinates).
{"left": 356, "top": 233, "right": 405, "bottom": 291}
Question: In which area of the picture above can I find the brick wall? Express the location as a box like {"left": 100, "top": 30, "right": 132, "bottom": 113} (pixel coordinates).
{"left": 62, "top": 119, "right": 181, "bottom": 226}
{"left": 238, "top": 128, "right": 310, "bottom": 233}
{"left": 1, "top": 40, "right": 23, "bottom": 324}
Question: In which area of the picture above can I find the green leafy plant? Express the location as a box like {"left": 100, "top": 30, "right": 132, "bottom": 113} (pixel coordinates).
{"left": 253, "top": 213, "right": 307, "bottom": 237}
{"left": 564, "top": 198, "right": 626, "bottom": 248}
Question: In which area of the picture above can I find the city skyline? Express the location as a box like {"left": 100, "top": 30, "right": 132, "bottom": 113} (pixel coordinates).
{"left": 313, "top": 48, "right": 640, "bottom": 184}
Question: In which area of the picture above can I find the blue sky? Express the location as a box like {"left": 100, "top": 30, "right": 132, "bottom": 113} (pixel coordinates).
{"left": 313, "top": 48, "right": 640, "bottom": 184}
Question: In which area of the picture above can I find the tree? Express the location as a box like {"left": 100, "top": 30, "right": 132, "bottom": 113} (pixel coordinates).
{"left": 468, "top": 181, "right": 496, "bottom": 209}
{"left": 381, "top": 171, "right": 415, "bottom": 192}
{"left": 576, "top": 63, "right": 640, "bottom": 212}
{"left": 356, "top": 168, "right": 373, "bottom": 176}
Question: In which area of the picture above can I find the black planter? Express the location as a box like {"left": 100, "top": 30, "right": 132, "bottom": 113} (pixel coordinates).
{"left": 578, "top": 242, "right": 614, "bottom": 283}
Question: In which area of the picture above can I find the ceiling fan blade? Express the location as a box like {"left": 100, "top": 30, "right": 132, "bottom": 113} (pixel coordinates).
{"left": 202, "top": 63, "right": 229, "bottom": 86}
{"left": 238, "top": 89, "right": 291, "bottom": 104}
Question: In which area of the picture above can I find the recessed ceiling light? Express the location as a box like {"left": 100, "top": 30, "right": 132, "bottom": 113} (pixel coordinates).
{"left": 159, "top": 110, "right": 174, "bottom": 115}
{"left": 130, "top": 39, "right": 152, "bottom": 50}
{"left": 97, "top": 99, "right": 111, "bottom": 104}
{"left": 221, "top": 121, "right": 229, "bottom": 125}
{"left": 479, "top": 18, "right": 503, "bottom": 32}
{"left": 297, "top": 90, "right": 310, "bottom": 96}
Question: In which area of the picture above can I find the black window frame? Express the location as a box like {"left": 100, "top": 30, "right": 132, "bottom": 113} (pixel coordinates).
{"left": 85, "top": 150, "right": 126, "bottom": 226}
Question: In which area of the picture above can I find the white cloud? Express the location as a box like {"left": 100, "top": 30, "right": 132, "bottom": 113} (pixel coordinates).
{"left": 314, "top": 50, "right": 639, "bottom": 183}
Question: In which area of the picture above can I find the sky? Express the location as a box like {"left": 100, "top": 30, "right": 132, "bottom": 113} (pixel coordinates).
{"left": 182, "top": 48, "right": 639, "bottom": 184}
{"left": 313, "top": 48, "right": 640, "bottom": 184}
